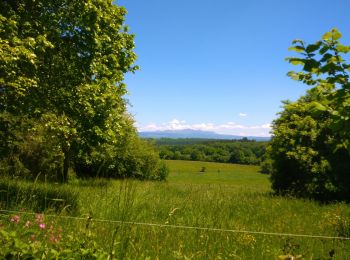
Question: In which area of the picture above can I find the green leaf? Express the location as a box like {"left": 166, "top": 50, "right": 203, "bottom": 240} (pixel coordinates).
{"left": 310, "top": 101, "right": 327, "bottom": 112}
{"left": 49, "top": 198, "right": 65, "bottom": 202}
{"left": 306, "top": 42, "right": 322, "bottom": 53}
{"left": 288, "top": 45, "right": 305, "bottom": 53}
{"left": 322, "top": 31, "right": 332, "bottom": 41}
{"left": 288, "top": 58, "right": 305, "bottom": 66}
{"left": 292, "top": 39, "right": 304, "bottom": 45}
{"left": 320, "top": 53, "right": 333, "bottom": 62}
{"left": 319, "top": 45, "right": 329, "bottom": 55}
{"left": 336, "top": 44, "right": 350, "bottom": 53}
{"left": 331, "top": 28, "right": 342, "bottom": 40}
{"left": 303, "top": 59, "right": 320, "bottom": 72}
{"left": 287, "top": 71, "right": 300, "bottom": 80}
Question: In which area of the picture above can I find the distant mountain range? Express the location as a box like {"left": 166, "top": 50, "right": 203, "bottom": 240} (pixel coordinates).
{"left": 139, "top": 129, "right": 270, "bottom": 141}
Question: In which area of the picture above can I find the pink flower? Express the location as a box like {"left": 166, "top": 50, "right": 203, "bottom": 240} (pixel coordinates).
{"left": 39, "top": 223, "right": 46, "bottom": 229}
{"left": 10, "top": 215, "right": 20, "bottom": 224}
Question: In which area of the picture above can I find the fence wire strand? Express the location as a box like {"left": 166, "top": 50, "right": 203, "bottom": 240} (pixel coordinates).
{"left": 1, "top": 209, "right": 350, "bottom": 241}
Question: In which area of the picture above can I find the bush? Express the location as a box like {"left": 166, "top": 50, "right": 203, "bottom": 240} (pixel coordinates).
{"left": 0, "top": 214, "right": 109, "bottom": 259}
{"left": 0, "top": 113, "right": 68, "bottom": 182}
{"left": 74, "top": 120, "right": 169, "bottom": 181}
{"left": 269, "top": 29, "right": 350, "bottom": 201}
{"left": 155, "top": 161, "right": 169, "bottom": 181}
{"left": 269, "top": 92, "right": 350, "bottom": 201}
{"left": 260, "top": 158, "right": 272, "bottom": 174}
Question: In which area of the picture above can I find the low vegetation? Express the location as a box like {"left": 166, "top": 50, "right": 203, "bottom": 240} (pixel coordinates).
{"left": 1, "top": 161, "right": 350, "bottom": 259}
{"left": 0, "top": 177, "right": 79, "bottom": 213}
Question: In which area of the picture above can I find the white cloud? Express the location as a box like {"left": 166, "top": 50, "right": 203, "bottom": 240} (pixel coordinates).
{"left": 239, "top": 113, "right": 247, "bottom": 117}
{"left": 138, "top": 119, "right": 271, "bottom": 137}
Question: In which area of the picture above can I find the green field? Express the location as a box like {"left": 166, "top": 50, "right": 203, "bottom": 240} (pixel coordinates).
{"left": 167, "top": 160, "right": 268, "bottom": 186}
{"left": 2, "top": 160, "right": 350, "bottom": 259}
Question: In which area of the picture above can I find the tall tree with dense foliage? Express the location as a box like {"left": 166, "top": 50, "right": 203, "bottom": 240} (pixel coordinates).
{"left": 269, "top": 29, "right": 350, "bottom": 200}
{"left": 0, "top": 0, "right": 167, "bottom": 182}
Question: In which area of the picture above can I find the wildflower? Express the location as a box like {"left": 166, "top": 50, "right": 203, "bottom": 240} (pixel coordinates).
{"left": 39, "top": 223, "right": 46, "bottom": 229}
{"left": 10, "top": 215, "right": 20, "bottom": 224}
{"left": 238, "top": 233, "right": 256, "bottom": 247}
{"left": 49, "top": 236, "right": 57, "bottom": 243}
{"left": 35, "top": 214, "right": 44, "bottom": 223}
{"left": 24, "top": 220, "right": 31, "bottom": 228}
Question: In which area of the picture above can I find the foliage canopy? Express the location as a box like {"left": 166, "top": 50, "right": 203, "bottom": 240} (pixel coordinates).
{"left": 155, "top": 138, "right": 267, "bottom": 166}
{"left": 0, "top": 0, "right": 166, "bottom": 182}
{"left": 269, "top": 29, "right": 350, "bottom": 201}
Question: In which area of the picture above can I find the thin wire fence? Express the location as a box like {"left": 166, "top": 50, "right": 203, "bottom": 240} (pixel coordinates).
{"left": 1, "top": 209, "right": 350, "bottom": 241}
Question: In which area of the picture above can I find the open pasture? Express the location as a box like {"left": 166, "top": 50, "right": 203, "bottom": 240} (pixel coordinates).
{"left": 1, "top": 160, "right": 350, "bottom": 259}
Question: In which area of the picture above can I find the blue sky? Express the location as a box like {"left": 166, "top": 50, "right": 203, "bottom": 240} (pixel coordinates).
{"left": 117, "top": 0, "right": 350, "bottom": 136}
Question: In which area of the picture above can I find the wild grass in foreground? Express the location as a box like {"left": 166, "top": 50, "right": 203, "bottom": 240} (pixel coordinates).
{"left": 1, "top": 160, "right": 350, "bottom": 259}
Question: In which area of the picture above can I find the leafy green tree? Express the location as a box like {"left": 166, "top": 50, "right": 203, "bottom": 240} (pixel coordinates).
{"left": 229, "top": 150, "right": 245, "bottom": 164}
{"left": 286, "top": 28, "right": 350, "bottom": 152}
{"left": 0, "top": 1, "right": 167, "bottom": 182}
{"left": 190, "top": 150, "right": 205, "bottom": 161}
{"left": 269, "top": 29, "right": 350, "bottom": 200}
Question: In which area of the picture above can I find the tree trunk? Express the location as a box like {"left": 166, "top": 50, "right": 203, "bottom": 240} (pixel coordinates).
{"left": 62, "top": 148, "right": 70, "bottom": 183}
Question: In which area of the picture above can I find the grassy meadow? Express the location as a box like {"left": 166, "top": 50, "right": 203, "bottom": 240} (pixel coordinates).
{"left": 1, "top": 160, "right": 350, "bottom": 259}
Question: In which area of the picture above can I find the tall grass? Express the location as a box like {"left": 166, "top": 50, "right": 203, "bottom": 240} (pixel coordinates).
{"left": 1, "top": 160, "right": 350, "bottom": 259}
{"left": 0, "top": 177, "right": 78, "bottom": 213}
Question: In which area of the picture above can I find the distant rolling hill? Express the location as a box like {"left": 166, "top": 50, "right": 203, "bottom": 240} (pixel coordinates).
{"left": 139, "top": 129, "right": 270, "bottom": 141}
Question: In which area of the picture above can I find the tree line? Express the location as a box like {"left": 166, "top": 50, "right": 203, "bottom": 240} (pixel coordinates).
{"left": 152, "top": 138, "right": 268, "bottom": 166}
